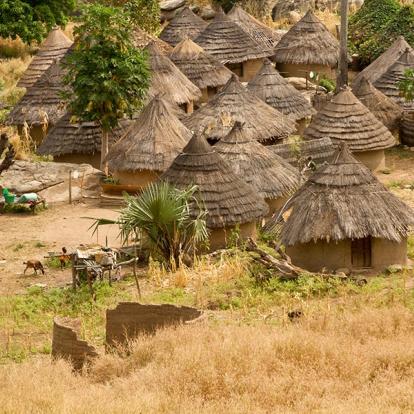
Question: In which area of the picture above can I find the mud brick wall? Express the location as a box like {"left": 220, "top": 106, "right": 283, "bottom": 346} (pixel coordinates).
{"left": 52, "top": 317, "right": 99, "bottom": 370}
{"left": 106, "top": 302, "right": 202, "bottom": 347}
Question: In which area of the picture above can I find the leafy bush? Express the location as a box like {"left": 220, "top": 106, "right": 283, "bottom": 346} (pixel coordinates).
{"left": 319, "top": 77, "right": 336, "bottom": 92}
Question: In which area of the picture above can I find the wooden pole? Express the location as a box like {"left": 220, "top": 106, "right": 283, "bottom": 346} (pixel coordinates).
{"left": 336, "top": 0, "right": 349, "bottom": 92}
{"left": 68, "top": 170, "right": 72, "bottom": 205}
{"left": 101, "top": 129, "right": 109, "bottom": 176}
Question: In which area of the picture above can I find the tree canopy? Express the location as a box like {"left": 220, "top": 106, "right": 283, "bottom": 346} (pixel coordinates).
{"left": 0, "top": 0, "right": 76, "bottom": 44}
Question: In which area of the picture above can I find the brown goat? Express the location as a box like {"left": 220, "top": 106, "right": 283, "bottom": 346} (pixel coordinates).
{"left": 23, "top": 260, "right": 45, "bottom": 275}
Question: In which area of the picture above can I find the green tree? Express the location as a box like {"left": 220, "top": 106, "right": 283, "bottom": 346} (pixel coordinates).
{"left": 398, "top": 69, "right": 414, "bottom": 102}
{"left": 0, "top": 0, "right": 76, "bottom": 44}
{"left": 62, "top": 3, "right": 150, "bottom": 173}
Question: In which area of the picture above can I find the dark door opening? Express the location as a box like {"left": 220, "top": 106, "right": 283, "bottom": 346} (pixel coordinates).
{"left": 351, "top": 237, "right": 372, "bottom": 268}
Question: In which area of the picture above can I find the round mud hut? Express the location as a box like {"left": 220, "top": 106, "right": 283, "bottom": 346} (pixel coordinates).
{"left": 280, "top": 144, "right": 414, "bottom": 273}
{"left": 159, "top": 6, "right": 207, "bottom": 47}
{"left": 273, "top": 10, "right": 339, "bottom": 80}
{"left": 7, "top": 59, "right": 68, "bottom": 145}
{"left": 247, "top": 59, "right": 315, "bottom": 134}
{"left": 352, "top": 76, "right": 402, "bottom": 135}
{"left": 161, "top": 132, "right": 269, "bottom": 250}
{"left": 215, "top": 121, "right": 300, "bottom": 215}
{"left": 17, "top": 27, "right": 73, "bottom": 89}
{"left": 146, "top": 42, "right": 201, "bottom": 114}
{"left": 169, "top": 39, "right": 233, "bottom": 104}
{"left": 194, "top": 11, "right": 273, "bottom": 82}
{"left": 106, "top": 95, "right": 192, "bottom": 188}
{"left": 131, "top": 27, "right": 173, "bottom": 54}
{"left": 304, "top": 87, "right": 395, "bottom": 172}
{"left": 227, "top": 5, "right": 282, "bottom": 52}
{"left": 183, "top": 74, "right": 296, "bottom": 145}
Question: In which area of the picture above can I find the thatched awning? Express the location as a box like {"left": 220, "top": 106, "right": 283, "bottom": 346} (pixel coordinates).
{"left": 304, "top": 87, "right": 396, "bottom": 152}
{"left": 131, "top": 27, "right": 173, "bottom": 54}
{"left": 281, "top": 144, "right": 414, "bottom": 246}
{"left": 352, "top": 36, "right": 413, "bottom": 90}
{"left": 273, "top": 10, "right": 339, "bottom": 67}
{"left": 146, "top": 41, "right": 202, "bottom": 106}
{"left": 160, "top": 6, "right": 207, "bottom": 47}
{"left": 169, "top": 39, "right": 233, "bottom": 90}
{"left": 373, "top": 49, "right": 414, "bottom": 110}
{"left": 182, "top": 74, "right": 296, "bottom": 144}
{"left": 227, "top": 5, "right": 281, "bottom": 51}
{"left": 7, "top": 58, "right": 68, "bottom": 127}
{"left": 194, "top": 10, "right": 272, "bottom": 64}
{"left": 215, "top": 121, "right": 300, "bottom": 199}
{"left": 352, "top": 77, "right": 403, "bottom": 132}
{"left": 247, "top": 59, "right": 315, "bottom": 121}
{"left": 17, "top": 27, "right": 73, "bottom": 89}
{"left": 107, "top": 95, "right": 192, "bottom": 173}
{"left": 161, "top": 131, "right": 269, "bottom": 228}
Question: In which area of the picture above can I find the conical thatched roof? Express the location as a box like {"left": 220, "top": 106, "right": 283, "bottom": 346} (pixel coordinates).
{"left": 273, "top": 10, "right": 339, "bottom": 67}
{"left": 280, "top": 144, "right": 414, "bottom": 246}
{"left": 182, "top": 74, "right": 296, "bottom": 144}
{"left": 7, "top": 59, "right": 68, "bottom": 126}
{"left": 17, "top": 27, "right": 73, "bottom": 89}
{"left": 146, "top": 42, "right": 202, "bottom": 106}
{"left": 215, "top": 121, "right": 300, "bottom": 200}
{"left": 107, "top": 95, "right": 192, "bottom": 173}
{"left": 131, "top": 27, "right": 173, "bottom": 54}
{"left": 352, "top": 76, "right": 403, "bottom": 132}
{"left": 247, "top": 59, "right": 315, "bottom": 121}
{"left": 37, "top": 113, "right": 133, "bottom": 157}
{"left": 160, "top": 6, "right": 208, "bottom": 47}
{"left": 304, "top": 87, "right": 395, "bottom": 152}
{"left": 373, "top": 49, "right": 414, "bottom": 110}
{"left": 227, "top": 5, "right": 281, "bottom": 51}
{"left": 194, "top": 11, "right": 272, "bottom": 64}
{"left": 161, "top": 132, "right": 269, "bottom": 228}
{"left": 352, "top": 36, "right": 413, "bottom": 90}
{"left": 169, "top": 39, "right": 233, "bottom": 90}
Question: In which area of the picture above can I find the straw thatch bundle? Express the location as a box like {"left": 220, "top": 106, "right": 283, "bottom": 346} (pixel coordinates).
{"left": 247, "top": 59, "right": 315, "bottom": 121}
{"left": 194, "top": 11, "right": 272, "bottom": 64}
{"left": 352, "top": 77, "right": 402, "bottom": 132}
{"left": 273, "top": 10, "right": 339, "bottom": 67}
{"left": 160, "top": 6, "right": 207, "bottom": 47}
{"left": 182, "top": 74, "right": 296, "bottom": 144}
{"left": 215, "top": 121, "right": 300, "bottom": 199}
{"left": 146, "top": 42, "right": 202, "bottom": 106}
{"left": 107, "top": 95, "right": 192, "bottom": 173}
{"left": 304, "top": 87, "right": 395, "bottom": 152}
{"left": 227, "top": 5, "right": 281, "bottom": 51}
{"left": 17, "top": 27, "right": 73, "bottom": 89}
{"left": 352, "top": 36, "right": 413, "bottom": 90}
{"left": 373, "top": 49, "right": 414, "bottom": 110}
{"left": 131, "top": 27, "right": 172, "bottom": 54}
{"left": 7, "top": 59, "right": 68, "bottom": 126}
{"left": 169, "top": 39, "right": 233, "bottom": 91}
{"left": 280, "top": 144, "right": 414, "bottom": 246}
{"left": 401, "top": 111, "right": 414, "bottom": 146}
{"left": 161, "top": 132, "right": 268, "bottom": 228}
{"left": 37, "top": 113, "right": 133, "bottom": 157}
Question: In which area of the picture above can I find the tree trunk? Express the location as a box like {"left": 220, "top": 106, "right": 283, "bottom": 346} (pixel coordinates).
{"left": 101, "top": 129, "right": 109, "bottom": 175}
{"left": 336, "top": 0, "right": 349, "bottom": 92}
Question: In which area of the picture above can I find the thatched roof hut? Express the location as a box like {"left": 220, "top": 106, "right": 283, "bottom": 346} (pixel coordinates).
{"left": 169, "top": 39, "right": 233, "bottom": 102}
{"left": 182, "top": 74, "right": 296, "bottom": 144}
{"left": 280, "top": 144, "right": 414, "bottom": 272}
{"left": 161, "top": 131, "right": 268, "bottom": 243}
{"left": 352, "top": 36, "right": 413, "bottom": 90}
{"left": 215, "top": 121, "right": 300, "bottom": 213}
{"left": 227, "top": 5, "right": 281, "bottom": 51}
{"left": 160, "top": 6, "right": 207, "bottom": 46}
{"left": 273, "top": 10, "right": 339, "bottom": 79}
{"left": 146, "top": 42, "right": 202, "bottom": 113}
{"left": 247, "top": 59, "right": 315, "bottom": 125}
{"left": 352, "top": 76, "right": 403, "bottom": 133}
{"left": 304, "top": 87, "right": 395, "bottom": 171}
{"left": 373, "top": 49, "right": 414, "bottom": 110}
{"left": 131, "top": 27, "right": 173, "bottom": 54}
{"left": 107, "top": 95, "right": 192, "bottom": 183}
{"left": 17, "top": 27, "right": 73, "bottom": 89}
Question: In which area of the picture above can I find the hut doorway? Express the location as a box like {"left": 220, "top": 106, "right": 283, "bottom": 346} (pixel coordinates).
{"left": 351, "top": 237, "right": 372, "bottom": 268}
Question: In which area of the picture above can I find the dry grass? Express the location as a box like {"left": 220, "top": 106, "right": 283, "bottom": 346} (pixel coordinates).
{"left": 1, "top": 304, "right": 414, "bottom": 413}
